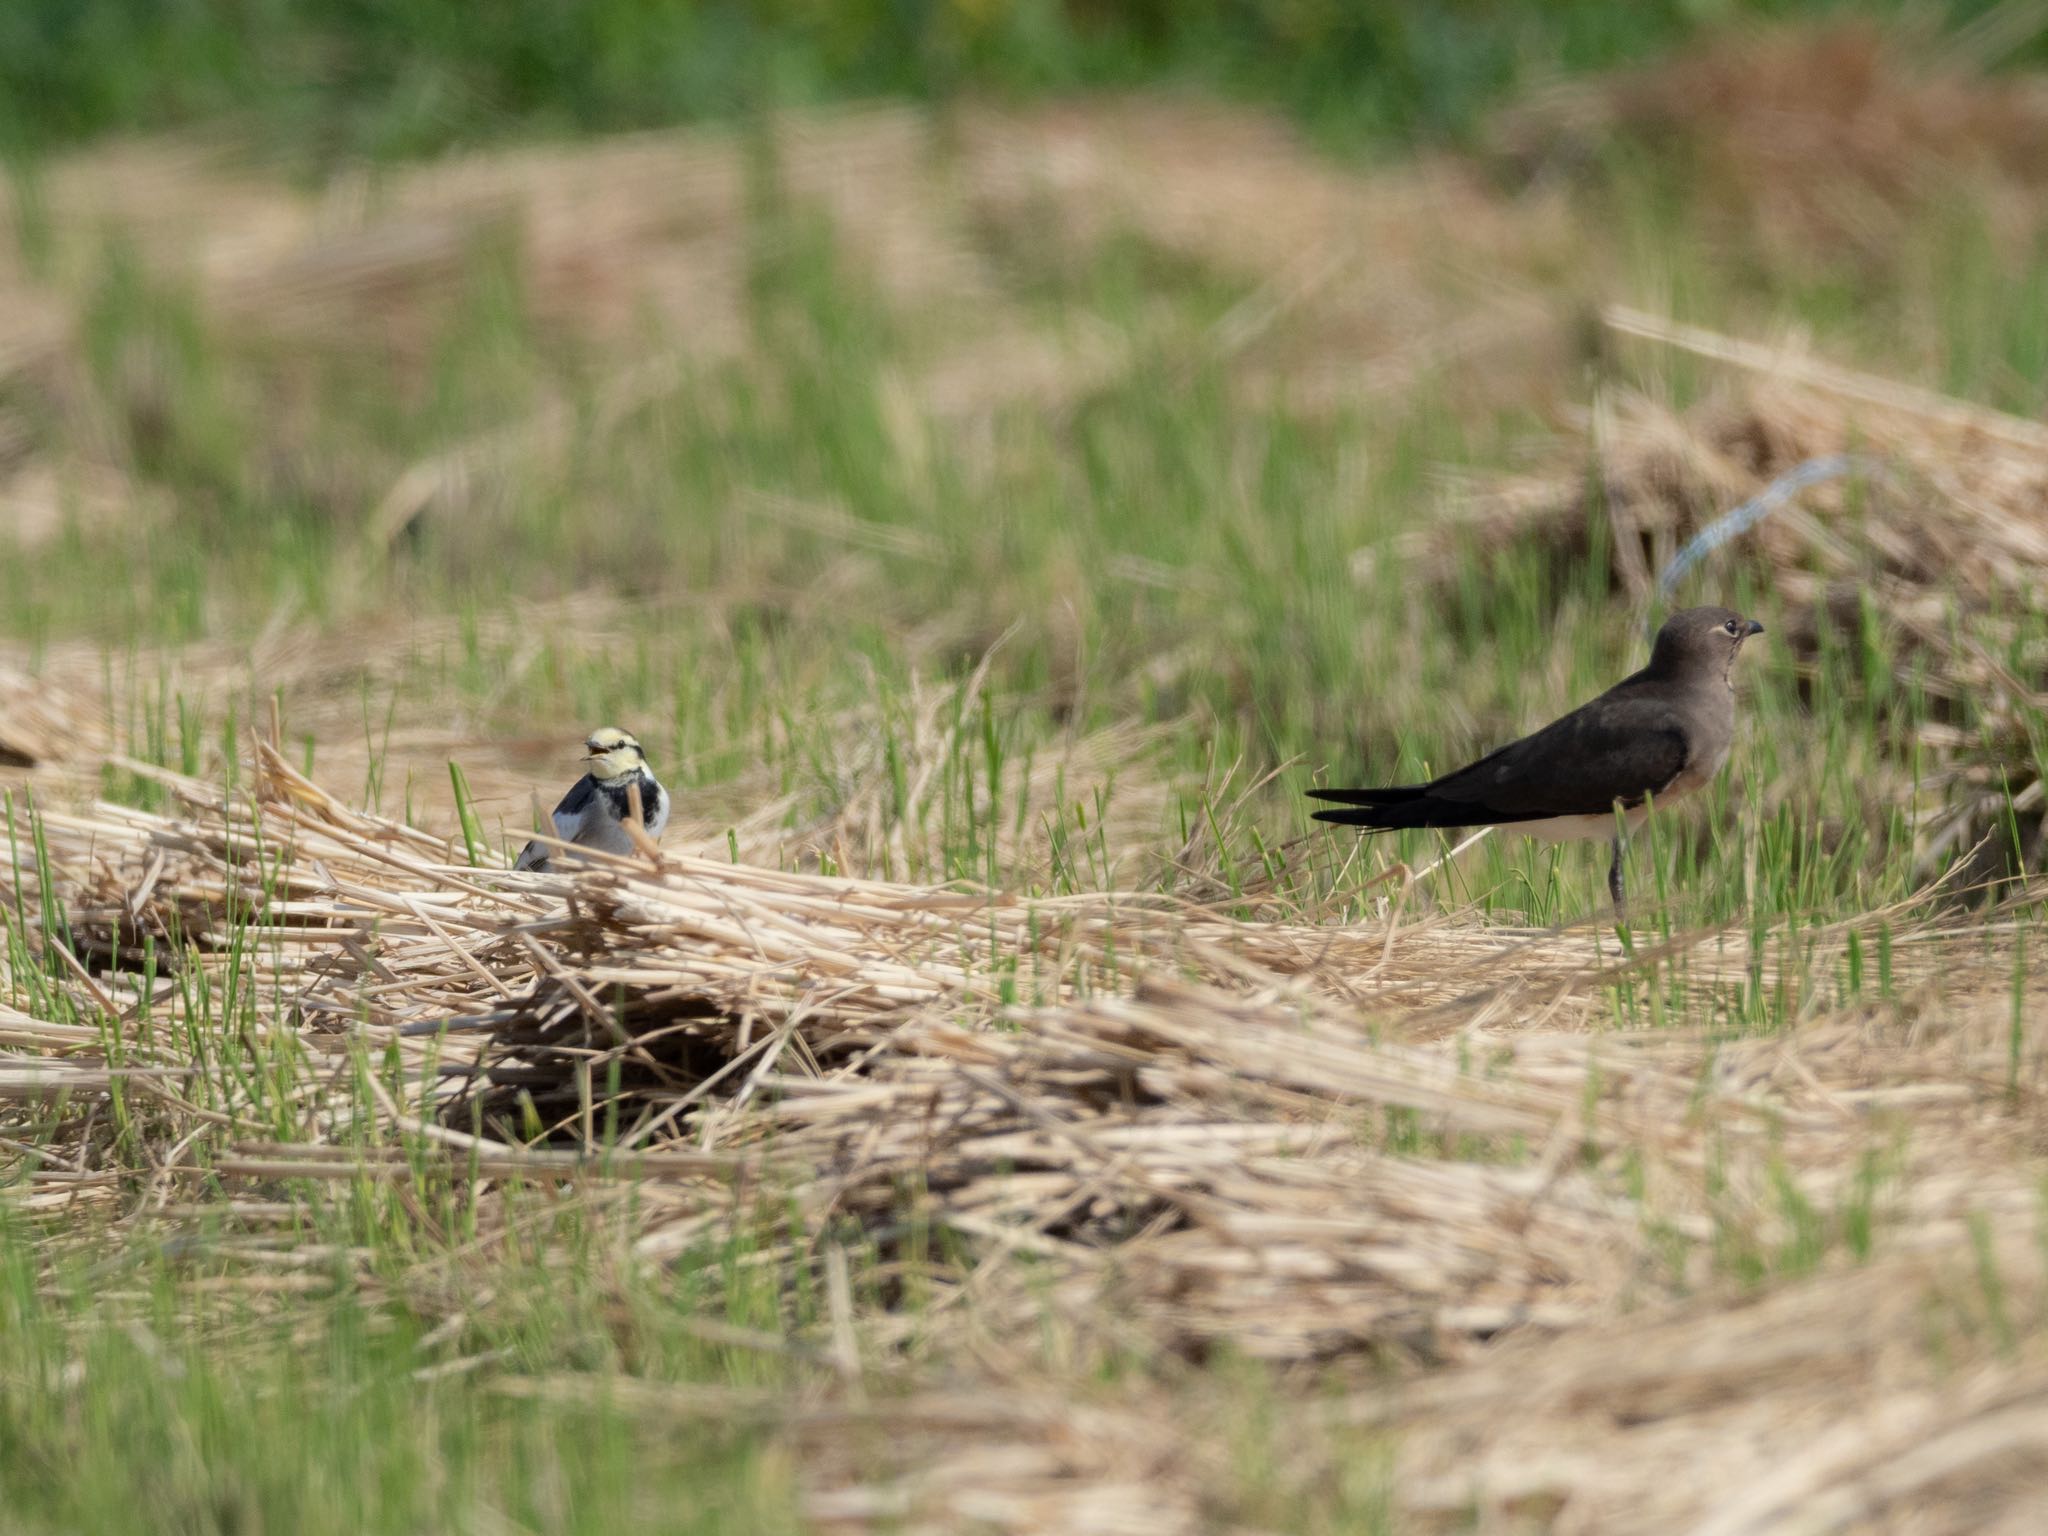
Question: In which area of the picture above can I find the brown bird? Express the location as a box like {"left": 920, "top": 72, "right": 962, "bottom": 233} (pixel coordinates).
{"left": 1308, "top": 605, "right": 1763, "bottom": 912}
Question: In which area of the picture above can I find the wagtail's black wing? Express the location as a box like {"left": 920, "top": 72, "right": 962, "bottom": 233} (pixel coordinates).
{"left": 515, "top": 773, "right": 600, "bottom": 870}
{"left": 549, "top": 772, "right": 599, "bottom": 832}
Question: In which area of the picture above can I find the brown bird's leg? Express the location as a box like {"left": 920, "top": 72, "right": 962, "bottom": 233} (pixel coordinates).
{"left": 1607, "top": 837, "right": 1626, "bottom": 917}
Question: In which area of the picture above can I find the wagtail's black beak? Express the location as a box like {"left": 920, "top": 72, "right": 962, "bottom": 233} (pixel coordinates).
{"left": 1742, "top": 619, "right": 1764, "bottom": 638}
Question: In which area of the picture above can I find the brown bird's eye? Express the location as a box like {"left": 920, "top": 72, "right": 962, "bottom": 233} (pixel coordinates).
{"left": 1723, "top": 620, "right": 1739, "bottom": 635}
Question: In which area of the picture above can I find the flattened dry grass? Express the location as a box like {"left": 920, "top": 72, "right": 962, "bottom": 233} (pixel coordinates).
{"left": 6, "top": 732, "right": 2048, "bottom": 1529}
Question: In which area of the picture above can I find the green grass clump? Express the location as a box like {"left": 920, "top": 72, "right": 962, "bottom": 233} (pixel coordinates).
{"left": 0, "top": 1205, "right": 801, "bottom": 1536}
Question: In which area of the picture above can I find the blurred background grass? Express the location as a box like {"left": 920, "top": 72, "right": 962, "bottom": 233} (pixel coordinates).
{"left": 25, "top": 0, "right": 2048, "bottom": 194}
{"left": 6, "top": 0, "right": 1999, "bottom": 161}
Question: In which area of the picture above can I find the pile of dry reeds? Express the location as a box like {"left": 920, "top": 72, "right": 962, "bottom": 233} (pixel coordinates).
{"left": 1421, "top": 308, "right": 2048, "bottom": 611}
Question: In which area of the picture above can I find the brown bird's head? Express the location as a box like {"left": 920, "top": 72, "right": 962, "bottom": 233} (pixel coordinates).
{"left": 1648, "top": 605, "right": 1764, "bottom": 682}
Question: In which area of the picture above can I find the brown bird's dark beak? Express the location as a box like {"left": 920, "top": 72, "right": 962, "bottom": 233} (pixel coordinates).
{"left": 1742, "top": 619, "right": 1764, "bottom": 637}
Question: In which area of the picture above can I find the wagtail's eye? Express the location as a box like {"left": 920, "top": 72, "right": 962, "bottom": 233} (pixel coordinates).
{"left": 1723, "top": 620, "right": 1740, "bottom": 635}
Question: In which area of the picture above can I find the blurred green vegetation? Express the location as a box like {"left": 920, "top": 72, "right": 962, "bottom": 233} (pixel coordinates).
{"left": 2, "top": 0, "right": 2035, "bottom": 162}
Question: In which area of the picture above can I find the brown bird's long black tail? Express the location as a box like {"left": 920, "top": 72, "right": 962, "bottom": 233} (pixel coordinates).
{"left": 1308, "top": 785, "right": 1443, "bottom": 831}
{"left": 1306, "top": 786, "right": 1551, "bottom": 832}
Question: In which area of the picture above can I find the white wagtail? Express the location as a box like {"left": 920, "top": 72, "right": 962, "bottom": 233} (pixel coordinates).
{"left": 514, "top": 727, "right": 670, "bottom": 872}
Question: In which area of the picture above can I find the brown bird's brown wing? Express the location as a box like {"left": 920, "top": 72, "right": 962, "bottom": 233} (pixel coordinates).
{"left": 1309, "top": 688, "right": 1693, "bottom": 830}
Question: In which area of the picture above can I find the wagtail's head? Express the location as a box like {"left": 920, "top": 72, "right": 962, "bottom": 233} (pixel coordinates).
{"left": 582, "top": 726, "right": 649, "bottom": 783}
{"left": 1651, "top": 605, "right": 1764, "bottom": 681}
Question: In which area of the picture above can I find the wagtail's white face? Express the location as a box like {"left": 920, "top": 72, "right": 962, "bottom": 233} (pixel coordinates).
{"left": 514, "top": 726, "right": 670, "bottom": 871}
{"left": 582, "top": 727, "right": 648, "bottom": 784}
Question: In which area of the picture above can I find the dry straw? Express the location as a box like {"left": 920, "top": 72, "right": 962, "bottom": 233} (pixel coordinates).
{"left": 7, "top": 730, "right": 2048, "bottom": 1526}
